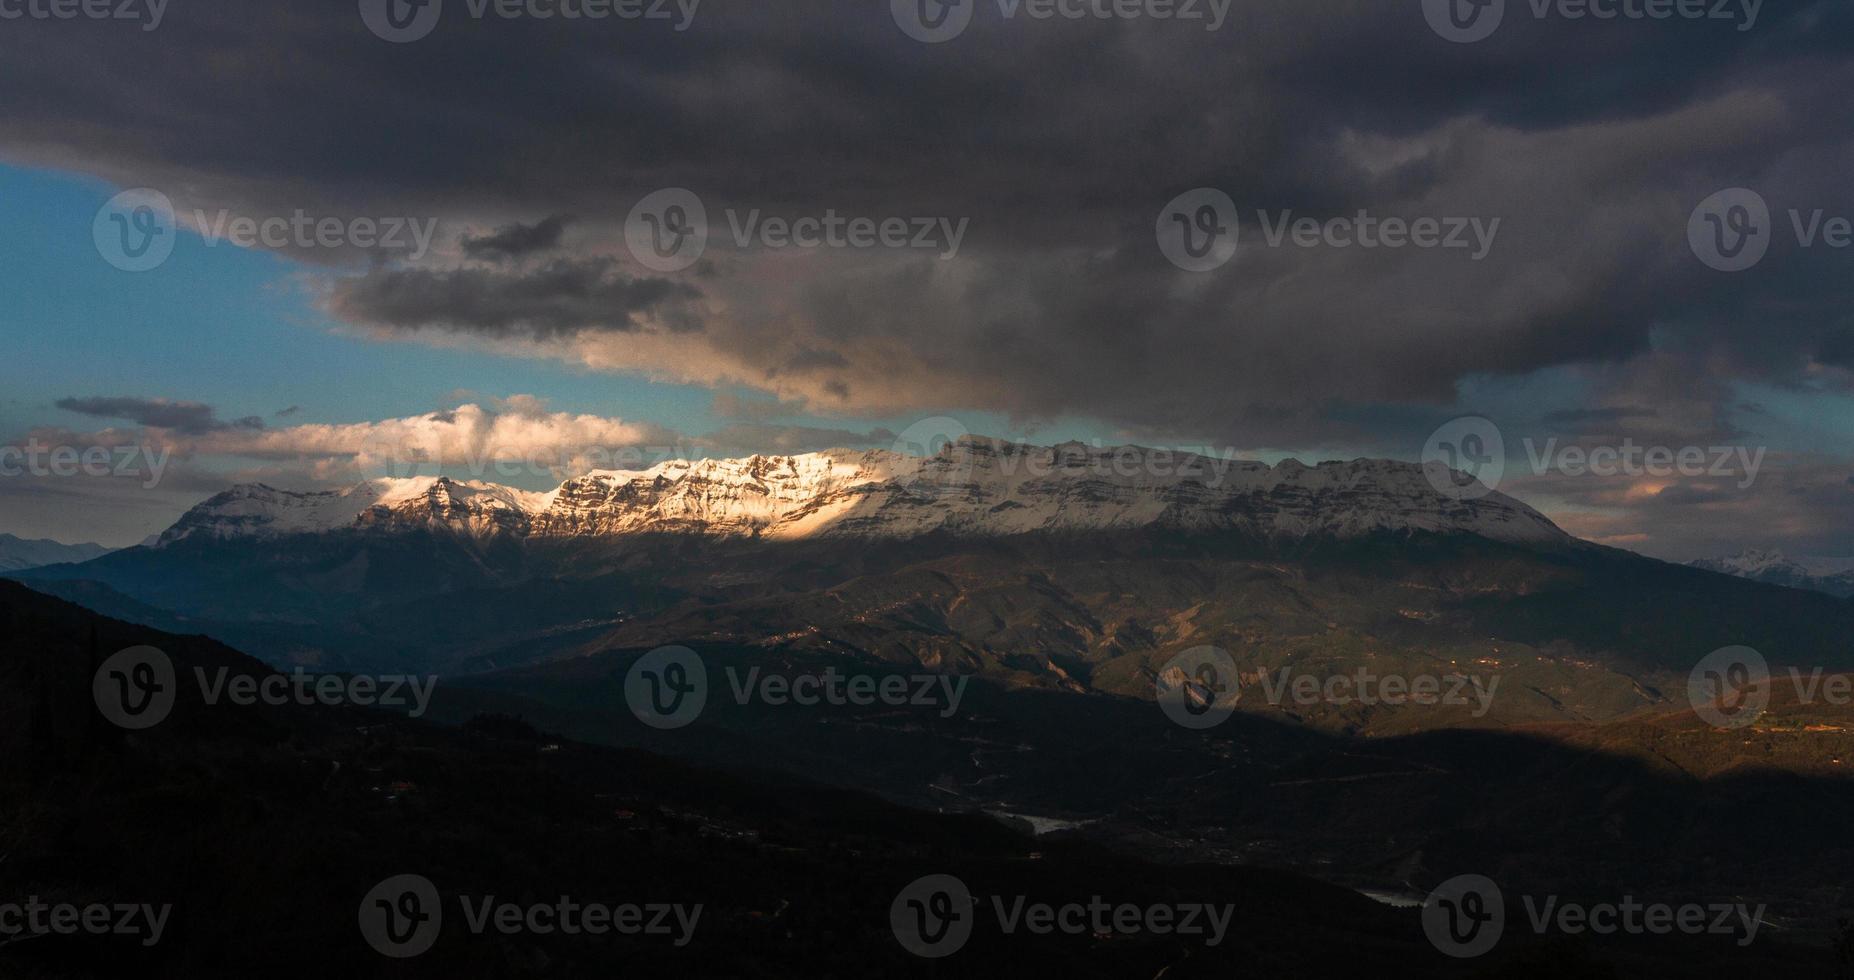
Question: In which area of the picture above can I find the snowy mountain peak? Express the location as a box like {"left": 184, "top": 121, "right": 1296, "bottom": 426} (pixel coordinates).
{"left": 1704, "top": 548, "right": 1796, "bottom": 575}
{"left": 157, "top": 477, "right": 549, "bottom": 546}
{"left": 1689, "top": 549, "right": 1854, "bottom": 598}
{"left": 152, "top": 442, "right": 1572, "bottom": 548}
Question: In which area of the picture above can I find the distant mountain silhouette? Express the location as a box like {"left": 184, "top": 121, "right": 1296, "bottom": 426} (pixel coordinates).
{"left": 0, "top": 532, "right": 110, "bottom": 572}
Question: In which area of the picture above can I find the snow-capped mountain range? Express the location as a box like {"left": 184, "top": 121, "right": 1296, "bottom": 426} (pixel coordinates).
{"left": 1688, "top": 549, "right": 1854, "bottom": 598}
{"left": 155, "top": 438, "right": 1570, "bottom": 548}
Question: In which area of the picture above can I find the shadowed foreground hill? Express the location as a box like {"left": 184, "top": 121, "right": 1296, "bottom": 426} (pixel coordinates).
{"left": 0, "top": 580, "right": 1448, "bottom": 978}
{"left": 2, "top": 580, "right": 1844, "bottom": 977}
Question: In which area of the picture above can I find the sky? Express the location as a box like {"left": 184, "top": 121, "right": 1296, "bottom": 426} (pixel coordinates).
{"left": 2, "top": 0, "right": 1852, "bottom": 560}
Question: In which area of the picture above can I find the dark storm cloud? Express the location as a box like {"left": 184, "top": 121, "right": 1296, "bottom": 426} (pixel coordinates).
{"left": 55, "top": 397, "right": 264, "bottom": 435}
{"left": 3, "top": 0, "right": 1853, "bottom": 451}
{"left": 1540, "top": 407, "right": 1661, "bottom": 427}
{"left": 325, "top": 258, "right": 703, "bottom": 338}
{"left": 711, "top": 393, "right": 804, "bottom": 422}
{"left": 1527, "top": 454, "right": 1854, "bottom": 561}
{"left": 461, "top": 214, "right": 573, "bottom": 261}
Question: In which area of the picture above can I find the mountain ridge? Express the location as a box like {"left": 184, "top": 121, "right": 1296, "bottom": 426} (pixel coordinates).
{"left": 0, "top": 532, "right": 112, "bottom": 572}
{"left": 1688, "top": 548, "right": 1854, "bottom": 598}
{"left": 152, "top": 438, "right": 1571, "bottom": 549}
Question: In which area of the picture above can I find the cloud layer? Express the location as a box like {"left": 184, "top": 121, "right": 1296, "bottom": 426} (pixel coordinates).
{"left": 4, "top": 0, "right": 1852, "bottom": 555}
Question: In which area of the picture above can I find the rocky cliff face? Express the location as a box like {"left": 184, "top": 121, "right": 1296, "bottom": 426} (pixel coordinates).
{"left": 155, "top": 438, "right": 1571, "bottom": 548}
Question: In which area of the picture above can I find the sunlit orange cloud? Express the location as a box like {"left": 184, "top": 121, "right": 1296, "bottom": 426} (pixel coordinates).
{"left": 1539, "top": 510, "right": 1626, "bottom": 538}
{"left": 31, "top": 402, "right": 683, "bottom": 485}
{"left": 1622, "top": 479, "right": 1674, "bottom": 501}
